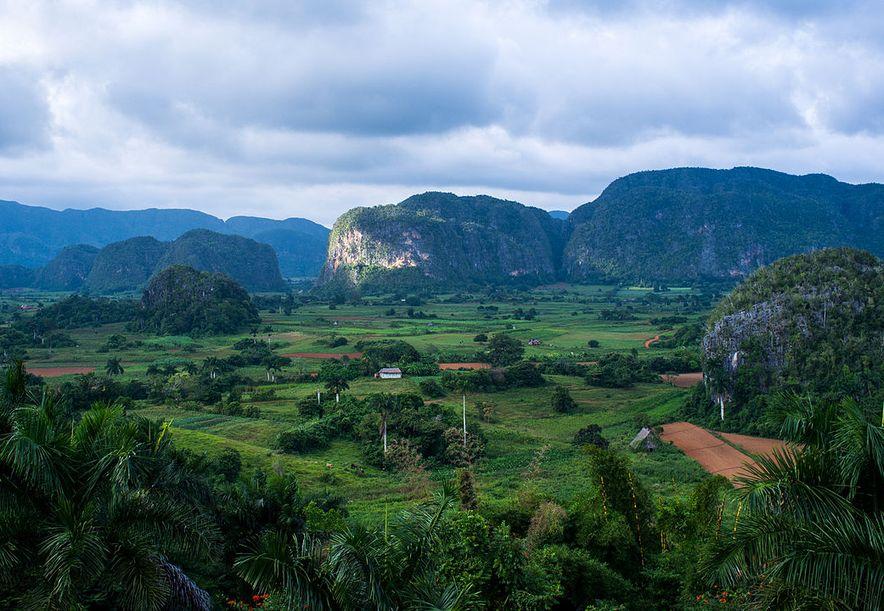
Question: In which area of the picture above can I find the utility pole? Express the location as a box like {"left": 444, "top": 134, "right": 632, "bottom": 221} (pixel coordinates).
{"left": 462, "top": 394, "right": 467, "bottom": 446}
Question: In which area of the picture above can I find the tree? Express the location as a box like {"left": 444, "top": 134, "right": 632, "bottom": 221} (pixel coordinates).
{"left": 324, "top": 376, "right": 350, "bottom": 403}
{"left": 0, "top": 395, "right": 216, "bottom": 609}
{"left": 235, "top": 483, "right": 476, "bottom": 610}
{"left": 573, "top": 424, "right": 608, "bottom": 449}
{"left": 486, "top": 334, "right": 524, "bottom": 367}
{"left": 551, "top": 385, "right": 577, "bottom": 413}
{"left": 703, "top": 394, "right": 884, "bottom": 609}
{"left": 104, "top": 356, "right": 124, "bottom": 376}
{"left": 457, "top": 469, "right": 478, "bottom": 510}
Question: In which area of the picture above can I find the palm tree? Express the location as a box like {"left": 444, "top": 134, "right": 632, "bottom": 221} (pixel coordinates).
{"left": 235, "top": 483, "right": 474, "bottom": 610}
{"left": 0, "top": 393, "right": 217, "bottom": 609}
{"left": 104, "top": 356, "right": 124, "bottom": 376}
{"left": 703, "top": 394, "right": 884, "bottom": 610}
{"left": 324, "top": 376, "right": 349, "bottom": 403}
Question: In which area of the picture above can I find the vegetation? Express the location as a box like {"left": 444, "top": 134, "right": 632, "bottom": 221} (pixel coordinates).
{"left": 318, "top": 192, "right": 565, "bottom": 293}
{"left": 4, "top": 275, "right": 870, "bottom": 609}
{"left": 565, "top": 167, "right": 884, "bottom": 282}
{"left": 689, "top": 248, "right": 883, "bottom": 433}
{"left": 135, "top": 266, "right": 260, "bottom": 336}
{"left": 705, "top": 393, "right": 884, "bottom": 609}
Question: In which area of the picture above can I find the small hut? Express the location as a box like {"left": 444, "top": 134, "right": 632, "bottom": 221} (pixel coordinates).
{"left": 376, "top": 367, "right": 402, "bottom": 379}
{"left": 629, "top": 427, "right": 659, "bottom": 452}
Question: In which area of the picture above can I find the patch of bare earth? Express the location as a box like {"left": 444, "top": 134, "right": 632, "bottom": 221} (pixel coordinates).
{"left": 718, "top": 432, "right": 788, "bottom": 459}
{"left": 27, "top": 366, "right": 95, "bottom": 377}
{"left": 660, "top": 421, "right": 755, "bottom": 481}
{"left": 660, "top": 372, "right": 703, "bottom": 387}
{"left": 438, "top": 362, "right": 491, "bottom": 370}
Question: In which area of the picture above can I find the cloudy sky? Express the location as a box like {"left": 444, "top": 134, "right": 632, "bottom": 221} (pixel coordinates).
{"left": 1, "top": 0, "right": 883, "bottom": 225}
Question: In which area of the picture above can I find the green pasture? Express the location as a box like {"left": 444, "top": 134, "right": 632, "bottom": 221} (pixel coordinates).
{"left": 9, "top": 283, "right": 713, "bottom": 521}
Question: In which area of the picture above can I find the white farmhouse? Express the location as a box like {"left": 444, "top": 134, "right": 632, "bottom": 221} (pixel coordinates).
{"left": 376, "top": 367, "right": 403, "bottom": 379}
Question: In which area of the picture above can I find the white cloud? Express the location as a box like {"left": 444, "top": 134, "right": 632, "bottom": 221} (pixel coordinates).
{"left": 0, "top": 0, "right": 882, "bottom": 224}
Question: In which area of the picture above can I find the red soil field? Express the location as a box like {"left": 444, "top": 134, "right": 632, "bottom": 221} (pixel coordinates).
{"left": 660, "top": 421, "right": 755, "bottom": 481}
{"left": 438, "top": 362, "right": 492, "bottom": 370}
{"left": 643, "top": 334, "right": 660, "bottom": 349}
{"left": 660, "top": 372, "right": 704, "bottom": 387}
{"left": 27, "top": 366, "right": 95, "bottom": 377}
{"left": 719, "top": 432, "right": 788, "bottom": 458}
{"left": 282, "top": 352, "right": 363, "bottom": 360}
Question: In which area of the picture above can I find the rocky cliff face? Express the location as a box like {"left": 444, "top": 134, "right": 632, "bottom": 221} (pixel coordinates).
{"left": 319, "top": 192, "right": 565, "bottom": 292}
{"left": 699, "top": 248, "right": 883, "bottom": 429}
{"left": 564, "top": 167, "right": 884, "bottom": 282}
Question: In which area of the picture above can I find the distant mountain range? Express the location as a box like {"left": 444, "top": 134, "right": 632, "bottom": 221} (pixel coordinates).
{"left": 0, "top": 200, "right": 329, "bottom": 277}
{"left": 3, "top": 167, "right": 882, "bottom": 293}
{"left": 318, "top": 168, "right": 883, "bottom": 292}
{"left": 0, "top": 230, "right": 286, "bottom": 292}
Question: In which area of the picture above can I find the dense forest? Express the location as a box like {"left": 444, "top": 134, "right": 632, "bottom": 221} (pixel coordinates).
{"left": 683, "top": 248, "right": 883, "bottom": 434}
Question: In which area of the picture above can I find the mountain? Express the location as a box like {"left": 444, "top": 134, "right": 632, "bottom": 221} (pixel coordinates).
{"left": 154, "top": 229, "right": 286, "bottom": 292}
{"left": 319, "top": 192, "right": 565, "bottom": 293}
{"left": 225, "top": 216, "right": 330, "bottom": 277}
{"left": 687, "top": 248, "right": 883, "bottom": 433}
{"left": 30, "top": 230, "right": 286, "bottom": 293}
{"left": 548, "top": 210, "right": 570, "bottom": 220}
{"left": 0, "top": 199, "right": 329, "bottom": 277}
{"left": 564, "top": 167, "right": 884, "bottom": 282}
{"left": 0, "top": 265, "right": 36, "bottom": 289}
{"left": 136, "top": 265, "right": 260, "bottom": 336}
{"left": 34, "top": 245, "right": 100, "bottom": 291}
{"left": 83, "top": 237, "right": 171, "bottom": 293}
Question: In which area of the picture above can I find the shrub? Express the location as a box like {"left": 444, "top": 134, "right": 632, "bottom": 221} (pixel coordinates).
{"left": 297, "top": 395, "right": 324, "bottom": 419}
{"left": 473, "top": 333, "right": 488, "bottom": 343}
{"left": 475, "top": 400, "right": 496, "bottom": 422}
{"left": 276, "top": 421, "right": 333, "bottom": 453}
{"left": 505, "top": 362, "right": 545, "bottom": 388}
{"left": 551, "top": 385, "right": 577, "bottom": 413}
{"left": 573, "top": 424, "right": 608, "bottom": 448}
{"left": 418, "top": 379, "right": 446, "bottom": 398}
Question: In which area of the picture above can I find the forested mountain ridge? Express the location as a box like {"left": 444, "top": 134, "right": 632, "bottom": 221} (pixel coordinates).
{"left": 6, "top": 230, "right": 287, "bottom": 293}
{"left": 564, "top": 167, "right": 884, "bottom": 282}
{"left": 684, "top": 247, "right": 884, "bottom": 433}
{"left": 0, "top": 199, "right": 329, "bottom": 277}
{"left": 318, "top": 192, "right": 566, "bottom": 293}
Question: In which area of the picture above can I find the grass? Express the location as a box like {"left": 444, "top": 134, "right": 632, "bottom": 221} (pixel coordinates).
{"left": 7, "top": 282, "right": 713, "bottom": 521}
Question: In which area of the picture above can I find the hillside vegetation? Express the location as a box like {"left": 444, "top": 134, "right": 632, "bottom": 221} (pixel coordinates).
{"left": 685, "top": 248, "right": 883, "bottom": 432}
{"left": 24, "top": 230, "right": 287, "bottom": 293}
{"left": 0, "top": 199, "right": 329, "bottom": 276}
{"left": 135, "top": 265, "right": 260, "bottom": 335}
{"left": 565, "top": 167, "right": 883, "bottom": 282}
{"left": 319, "top": 192, "right": 565, "bottom": 293}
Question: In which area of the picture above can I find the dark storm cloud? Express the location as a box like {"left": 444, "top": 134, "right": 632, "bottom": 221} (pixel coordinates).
{"left": 0, "top": 0, "right": 882, "bottom": 223}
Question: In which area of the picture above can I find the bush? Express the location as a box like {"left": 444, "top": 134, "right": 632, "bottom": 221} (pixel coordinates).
{"left": 418, "top": 379, "right": 446, "bottom": 398}
{"left": 551, "top": 385, "right": 577, "bottom": 413}
{"left": 505, "top": 362, "right": 545, "bottom": 388}
{"left": 585, "top": 353, "right": 657, "bottom": 388}
{"left": 573, "top": 424, "right": 608, "bottom": 448}
{"left": 276, "top": 420, "right": 334, "bottom": 453}
{"left": 473, "top": 333, "right": 488, "bottom": 343}
{"left": 297, "top": 395, "right": 324, "bottom": 419}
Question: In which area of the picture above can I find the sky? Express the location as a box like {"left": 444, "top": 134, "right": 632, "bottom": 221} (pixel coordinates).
{"left": 1, "top": 0, "right": 883, "bottom": 226}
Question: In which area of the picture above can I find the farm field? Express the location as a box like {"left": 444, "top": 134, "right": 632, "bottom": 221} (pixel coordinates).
{"left": 660, "top": 421, "right": 790, "bottom": 481}
{"left": 4, "top": 283, "right": 721, "bottom": 520}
